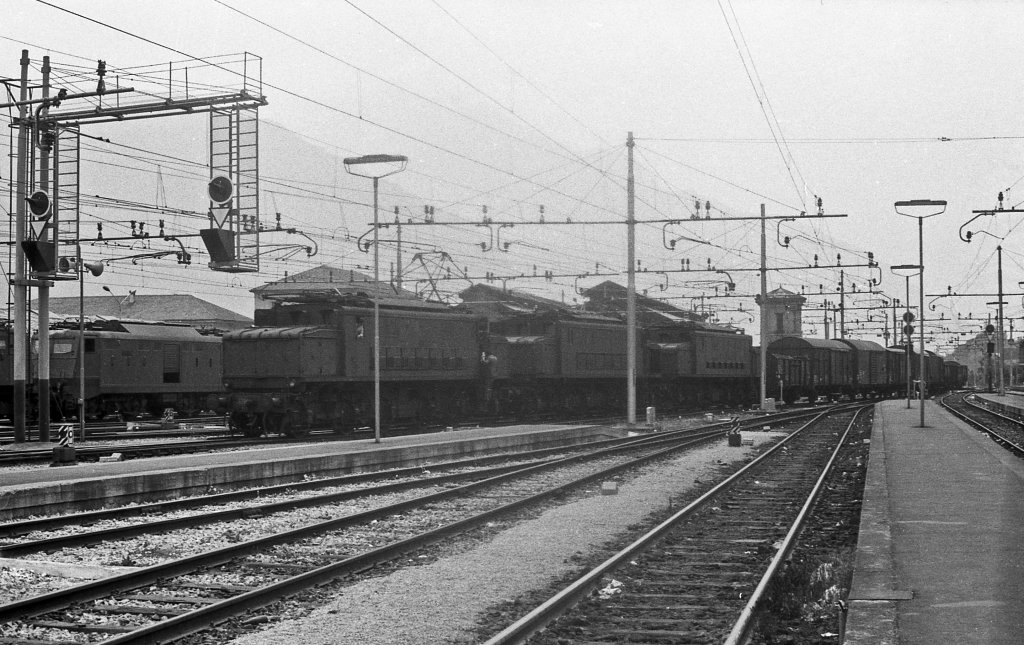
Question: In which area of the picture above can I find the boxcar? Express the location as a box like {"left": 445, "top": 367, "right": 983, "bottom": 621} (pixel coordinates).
{"left": 767, "top": 337, "right": 852, "bottom": 404}
{"left": 839, "top": 339, "right": 889, "bottom": 398}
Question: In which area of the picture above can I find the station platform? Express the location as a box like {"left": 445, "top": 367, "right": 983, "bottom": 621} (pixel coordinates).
{"left": 845, "top": 399, "right": 1024, "bottom": 644}
{"left": 0, "top": 423, "right": 623, "bottom": 522}
{"left": 972, "top": 390, "right": 1024, "bottom": 420}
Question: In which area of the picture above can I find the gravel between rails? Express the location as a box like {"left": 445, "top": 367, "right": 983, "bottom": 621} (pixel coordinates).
{"left": 224, "top": 435, "right": 779, "bottom": 645}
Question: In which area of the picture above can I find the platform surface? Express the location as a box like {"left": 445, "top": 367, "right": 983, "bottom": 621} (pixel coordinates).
{"left": 845, "top": 398, "right": 1024, "bottom": 644}
{"left": 0, "top": 423, "right": 588, "bottom": 489}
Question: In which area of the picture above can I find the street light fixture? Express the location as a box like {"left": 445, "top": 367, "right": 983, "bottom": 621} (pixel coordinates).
{"left": 891, "top": 264, "right": 921, "bottom": 409}
{"left": 75, "top": 247, "right": 104, "bottom": 442}
{"left": 895, "top": 199, "right": 946, "bottom": 427}
{"left": 343, "top": 154, "right": 408, "bottom": 444}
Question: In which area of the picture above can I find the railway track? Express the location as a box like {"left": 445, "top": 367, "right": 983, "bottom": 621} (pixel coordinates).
{"left": 0, "top": 417, "right": 784, "bottom": 643}
{"left": 0, "top": 406, "right": 829, "bottom": 467}
{"left": 480, "top": 404, "right": 870, "bottom": 645}
{"left": 940, "top": 391, "right": 1024, "bottom": 456}
{"left": 0, "top": 423, "right": 741, "bottom": 556}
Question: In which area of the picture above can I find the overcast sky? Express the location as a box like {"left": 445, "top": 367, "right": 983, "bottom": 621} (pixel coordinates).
{"left": 4, "top": 0, "right": 1024, "bottom": 350}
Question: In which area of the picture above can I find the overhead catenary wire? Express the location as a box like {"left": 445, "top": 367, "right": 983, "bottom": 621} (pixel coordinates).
{"left": 717, "top": 0, "right": 808, "bottom": 213}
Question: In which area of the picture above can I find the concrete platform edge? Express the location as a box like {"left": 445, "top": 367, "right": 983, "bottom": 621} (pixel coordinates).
{"left": 0, "top": 425, "right": 616, "bottom": 521}
{"left": 843, "top": 402, "right": 898, "bottom": 645}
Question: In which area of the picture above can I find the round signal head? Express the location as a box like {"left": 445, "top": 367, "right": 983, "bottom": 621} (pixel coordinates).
{"left": 26, "top": 190, "right": 51, "bottom": 217}
{"left": 208, "top": 175, "right": 233, "bottom": 205}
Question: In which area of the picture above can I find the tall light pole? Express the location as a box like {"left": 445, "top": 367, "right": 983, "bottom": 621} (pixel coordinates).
{"left": 895, "top": 199, "right": 946, "bottom": 427}
{"left": 76, "top": 249, "right": 104, "bottom": 441}
{"left": 343, "top": 154, "right": 408, "bottom": 444}
{"left": 892, "top": 264, "right": 921, "bottom": 408}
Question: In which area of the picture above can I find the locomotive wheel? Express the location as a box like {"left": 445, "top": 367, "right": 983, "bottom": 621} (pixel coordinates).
{"left": 285, "top": 412, "right": 309, "bottom": 438}
{"left": 231, "top": 411, "right": 263, "bottom": 438}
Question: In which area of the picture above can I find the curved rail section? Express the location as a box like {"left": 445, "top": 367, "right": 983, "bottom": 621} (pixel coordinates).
{"left": 940, "top": 391, "right": 1024, "bottom": 456}
{"left": 482, "top": 405, "right": 867, "bottom": 645}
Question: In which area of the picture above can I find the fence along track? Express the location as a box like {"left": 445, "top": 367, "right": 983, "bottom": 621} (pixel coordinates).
{"left": 483, "top": 405, "right": 868, "bottom": 645}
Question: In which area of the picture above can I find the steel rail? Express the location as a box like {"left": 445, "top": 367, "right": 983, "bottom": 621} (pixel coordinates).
{"left": 941, "top": 392, "right": 1024, "bottom": 455}
{"left": 481, "top": 405, "right": 851, "bottom": 645}
{"left": 0, "top": 421, "right": 719, "bottom": 536}
{"left": 0, "top": 426, "right": 725, "bottom": 626}
{"left": 723, "top": 405, "right": 867, "bottom": 644}
{"left": 66, "top": 426, "right": 732, "bottom": 644}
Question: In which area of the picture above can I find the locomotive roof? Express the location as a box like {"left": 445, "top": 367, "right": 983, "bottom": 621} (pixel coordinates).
{"left": 50, "top": 320, "right": 213, "bottom": 340}
{"left": 505, "top": 335, "right": 549, "bottom": 344}
{"left": 224, "top": 326, "right": 336, "bottom": 340}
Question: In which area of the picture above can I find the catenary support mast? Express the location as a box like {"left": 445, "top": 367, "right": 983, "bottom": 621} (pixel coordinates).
{"left": 626, "top": 132, "right": 636, "bottom": 425}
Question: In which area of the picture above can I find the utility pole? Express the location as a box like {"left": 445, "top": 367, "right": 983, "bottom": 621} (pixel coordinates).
{"left": 626, "top": 131, "right": 636, "bottom": 424}
{"left": 395, "top": 211, "right": 403, "bottom": 291}
{"left": 998, "top": 245, "right": 1005, "bottom": 395}
{"left": 759, "top": 203, "right": 767, "bottom": 409}
{"left": 37, "top": 55, "right": 51, "bottom": 442}
{"left": 12, "top": 50, "right": 29, "bottom": 443}
{"left": 838, "top": 269, "right": 845, "bottom": 339}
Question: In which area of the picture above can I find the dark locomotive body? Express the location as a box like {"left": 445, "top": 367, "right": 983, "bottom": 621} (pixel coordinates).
{"left": 221, "top": 298, "right": 484, "bottom": 436}
{"left": 0, "top": 323, "right": 13, "bottom": 421}
{"left": 644, "top": 322, "right": 755, "bottom": 408}
{"left": 485, "top": 310, "right": 628, "bottom": 416}
{"left": 48, "top": 319, "right": 223, "bottom": 421}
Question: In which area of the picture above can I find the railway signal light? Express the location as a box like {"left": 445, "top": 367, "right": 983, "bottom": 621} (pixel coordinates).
{"left": 903, "top": 324, "right": 914, "bottom": 337}
{"left": 208, "top": 175, "right": 233, "bottom": 205}
{"left": 23, "top": 190, "right": 57, "bottom": 272}
{"left": 27, "top": 190, "right": 51, "bottom": 217}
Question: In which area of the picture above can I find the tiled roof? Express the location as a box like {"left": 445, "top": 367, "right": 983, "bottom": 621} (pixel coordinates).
{"left": 254, "top": 264, "right": 419, "bottom": 299}
{"left": 48, "top": 294, "right": 251, "bottom": 326}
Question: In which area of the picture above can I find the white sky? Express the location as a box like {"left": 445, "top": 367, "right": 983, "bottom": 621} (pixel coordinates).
{"left": 4, "top": 0, "right": 1024, "bottom": 351}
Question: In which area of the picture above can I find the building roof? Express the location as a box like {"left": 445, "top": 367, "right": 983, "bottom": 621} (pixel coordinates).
{"left": 48, "top": 294, "right": 251, "bottom": 330}
{"left": 583, "top": 281, "right": 742, "bottom": 332}
{"left": 253, "top": 264, "right": 427, "bottom": 308}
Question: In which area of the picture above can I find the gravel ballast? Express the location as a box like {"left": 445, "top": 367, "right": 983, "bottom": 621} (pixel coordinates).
{"left": 226, "top": 435, "right": 775, "bottom": 645}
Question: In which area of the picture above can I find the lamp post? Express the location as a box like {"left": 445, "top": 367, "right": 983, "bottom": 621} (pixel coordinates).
{"left": 343, "top": 154, "right": 408, "bottom": 444}
{"left": 892, "top": 264, "right": 921, "bottom": 409}
{"left": 895, "top": 199, "right": 946, "bottom": 427}
{"left": 101, "top": 285, "right": 122, "bottom": 317}
{"left": 76, "top": 247, "right": 104, "bottom": 441}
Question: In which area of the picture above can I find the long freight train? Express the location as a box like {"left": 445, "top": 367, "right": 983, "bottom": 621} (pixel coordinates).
{"left": 3, "top": 285, "right": 969, "bottom": 433}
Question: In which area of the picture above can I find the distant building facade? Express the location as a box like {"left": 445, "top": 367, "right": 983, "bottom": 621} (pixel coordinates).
{"left": 754, "top": 287, "right": 806, "bottom": 345}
